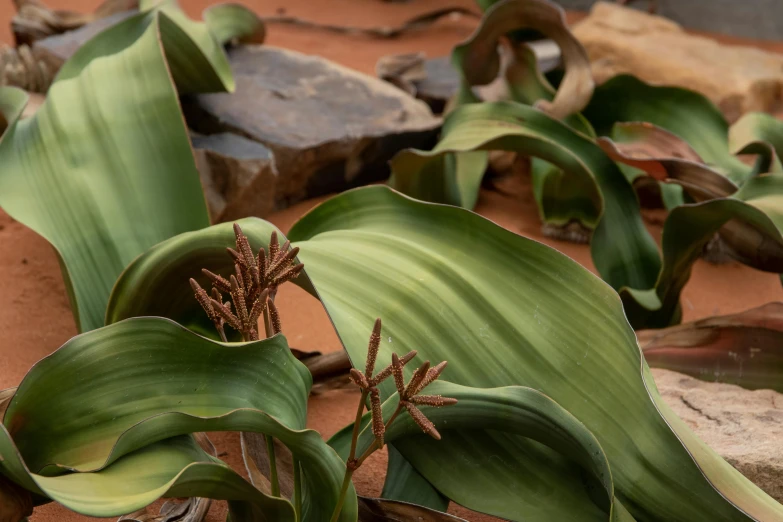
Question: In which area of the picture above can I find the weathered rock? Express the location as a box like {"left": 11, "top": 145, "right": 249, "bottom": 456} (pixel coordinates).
{"left": 184, "top": 45, "right": 440, "bottom": 206}
{"left": 572, "top": 2, "right": 783, "bottom": 122}
{"left": 191, "top": 132, "right": 277, "bottom": 223}
{"left": 654, "top": 368, "right": 783, "bottom": 501}
{"left": 31, "top": 10, "right": 136, "bottom": 75}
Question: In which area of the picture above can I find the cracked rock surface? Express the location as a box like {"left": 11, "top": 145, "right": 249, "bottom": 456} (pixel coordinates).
{"left": 654, "top": 368, "right": 783, "bottom": 502}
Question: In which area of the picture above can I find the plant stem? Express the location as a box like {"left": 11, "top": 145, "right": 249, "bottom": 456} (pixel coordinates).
{"left": 293, "top": 457, "right": 302, "bottom": 522}
{"left": 329, "top": 469, "right": 354, "bottom": 522}
{"left": 348, "top": 390, "right": 368, "bottom": 461}
{"left": 329, "top": 389, "right": 367, "bottom": 522}
{"left": 265, "top": 434, "right": 280, "bottom": 497}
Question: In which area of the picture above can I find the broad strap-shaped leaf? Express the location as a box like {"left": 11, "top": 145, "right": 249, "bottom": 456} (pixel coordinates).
{"left": 582, "top": 75, "right": 751, "bottom": 184}
{"left": 288, "top": 187, "right": 780, "bottom": 521}
{"left": 0, "top": 2, "right": 256, "bottom": 333}
{"left": 390, "top": 102, "right": 660, "bottom": 292}
{"left": 0, "top": 318, "right": 355, "bottom": 521}
{"left": 502, "top": 41, "right": 603, "bottom": 228}
{"left": 106, "top": 186, "right": 783, "bottom": 520}
{"left": 621, "top": 176, "right": 783, "bottom": 328}
{"left": 596, "top": 124, "right": 783, "bottom": 325}
{"left": 330, "top": 381, "right": 635, "bottom": 521}
{"left": 638, "top": 303, "right": 783, "bottom": 393}
{"left": 105, "top": 218, "right": 297, "bottom": 337}
{"left": 380, "top": 446, "right": 449, "bottom": 512}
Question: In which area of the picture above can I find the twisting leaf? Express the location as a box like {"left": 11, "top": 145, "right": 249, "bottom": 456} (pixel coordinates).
{"left": 0, "top": 2, "right": 259, "bottom": 333}
{"left": 202, "top": 4, "right": 265, "bottom": 45}
{"left": 452, "top": 0, "right": 593, "bottom": 119}
{"left": 113, "top": 186, "right": 783, "bottom": 521}
{"left": 598, "top": 123, "right": 737, "bottom": 201}
{"left": 0, "top": 318, "right": 355, "bottom": 521}
{"left": 729, "top": 112, "right": 783, "bottom": 175}
{"left": 389, "top": 0, "right": 594, "bottom": 211}
{"left": 583, "top": 75, "right": 751, "bottom": 185}
{"left": 390, "top": 102, "right": 660, "bottom": 292}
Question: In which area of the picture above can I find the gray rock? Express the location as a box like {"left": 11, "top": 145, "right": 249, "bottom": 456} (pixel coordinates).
{"left": 654, "top": 368, "right": 783, "bottom": 502}
{"left": 184, "top": 45, "right": 441, "bottom": 205}
{"left": 31, "top": 11, "right": 136, "bottom": 75}
{"left": 191, "top": 132, "right": 277, "bottom": 223}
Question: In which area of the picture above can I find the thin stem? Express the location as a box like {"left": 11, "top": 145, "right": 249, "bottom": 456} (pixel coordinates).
{"left": 329, "top": 389, "right": 367, "bottom": 522}
{"left": 265, "top": 434, "right": 280, "bottom": 497}
{"left": 348, "top": 390, "right": 368, "bottom": 461}
{"left": 293, "top": 457, "right": 302, "bottom": 522}
{"left": 329, "top": 469, "right": 354, "bottom": 522}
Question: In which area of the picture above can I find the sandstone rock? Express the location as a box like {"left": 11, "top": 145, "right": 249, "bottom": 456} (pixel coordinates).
{"left": 572, "top": 2, "right": 783, "bottom": 122}
{"left": 184, "top": 45, "right": 440, "bottom": 205}
{"left": 653, "top": 368, "right": 783, "bottom": 502}
{"left": 31, "top": 10, "right": 136, "bottom": 75}
{"left": 191, "top": 132, "right": 276, "bottom": 223}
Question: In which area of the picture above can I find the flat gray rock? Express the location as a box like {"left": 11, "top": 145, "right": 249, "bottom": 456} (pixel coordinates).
{"left": 654, "top": 368, "right": 783, "bottom": 502}
{"left": 185, "top": 45, "right": 440, "bottom": 206}
{"left": 32, "top": 11, "right": 136, "bottom": 74}
{"left": 192, "top": 132, "right": 276, "bottom": 223}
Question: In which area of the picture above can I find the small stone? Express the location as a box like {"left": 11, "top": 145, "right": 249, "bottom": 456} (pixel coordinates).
{"left": 654, "top": 368, "right": 783, "bottom": 502}
{"left": 31, "top": 10, "right": 136, "bottom": 75}
{"left": 184, "top": 45, "right": 441, "bottom": 206}
{"left": 191, "top": 132, "right": 277, "bottom": 223}
{"left": 572, "top": 2, "right": 783, "bottom": 122}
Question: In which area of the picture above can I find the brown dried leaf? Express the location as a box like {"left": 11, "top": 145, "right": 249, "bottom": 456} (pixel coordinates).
{"left": 639, "top": 302, "right": 783, "bottom": 393}
{"left": 240, "top": 432, "right": 295, "bottom": 497}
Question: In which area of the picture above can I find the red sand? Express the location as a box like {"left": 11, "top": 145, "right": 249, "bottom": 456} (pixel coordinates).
{"left": 0, "top": 1, "right": 781, "bottom": 521}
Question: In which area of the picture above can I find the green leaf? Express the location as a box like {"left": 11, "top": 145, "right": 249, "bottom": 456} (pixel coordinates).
{"left": 331, "top": 381, "right": 635, "bottom": 521}
{"left": 105, "top": 218, "right": 297, "bottom": 338}
{"left": 638, "top": 303, "right": 783, "bottom": 393}
{"left": 0, "top": 318, "right": 354, "bottom": 521}
{"left": 380, "top": 446, "right": 449, "bottom": 512}
{"left": 390, "top": 102, "right": 660, "bottom": 292}
{"left": 288, "top": 186, "right": 780, "bottom": 521}
{"left": 729, "top": 112, "right": 783, "bottom": 175}
{"left": 597, "top": 125, "right": 783, "bottom": 326}
{"left": 0, "top": 2, "right": 257, "bottom": 333}
{"left": 107, "top": 186, "right": 783, "bottom": 520}
{"left": 202, "top": 3, "right": 266, "bottom": 46}
{"left": 582, "top": 75, "right": 751, "bottom": 184}
{"left": 389, "top": 0, "right": 595, "bottom": 214}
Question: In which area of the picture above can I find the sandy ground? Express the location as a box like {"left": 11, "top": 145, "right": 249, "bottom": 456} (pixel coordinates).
{"left": 0, "top": 0, "right": 782, "bottom": 521}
